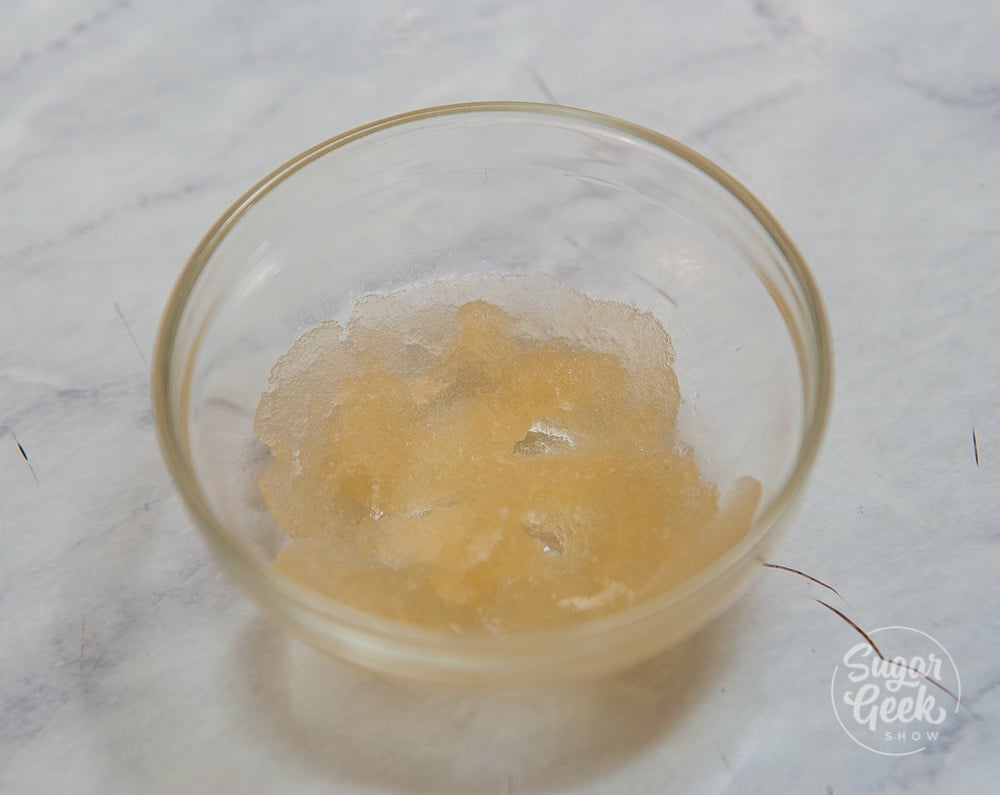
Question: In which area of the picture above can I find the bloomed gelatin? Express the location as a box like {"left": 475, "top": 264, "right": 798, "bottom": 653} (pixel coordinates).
{"left": 254, "top": 274, "right": 760, "bottom": 633}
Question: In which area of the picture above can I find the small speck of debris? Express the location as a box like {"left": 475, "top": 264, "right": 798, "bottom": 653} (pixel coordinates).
{"left": 633, "top": 271, "right": 679, "bottom": 307}
{"left": 815, "top": 600, "right": 959, "bottom": 704}
{"left": 763, "top": 562, "right": 847, "bottom": 604}
{"left": 715, "top": 738, "right": 732, "bottom": 773}
{"left": 529, "top": 68, "right": 559, "bottom": 105}
{"left": 9, "top": 430, "right": 39, "bottom": 483}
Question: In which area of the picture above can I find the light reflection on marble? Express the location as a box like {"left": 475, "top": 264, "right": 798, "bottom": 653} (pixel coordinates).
{"left": 2, "top": 1, "right": 998, "bottom": 792}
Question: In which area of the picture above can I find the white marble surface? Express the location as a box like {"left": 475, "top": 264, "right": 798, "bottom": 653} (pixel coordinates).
{"left": 2, "top": 1, "right": 999, "bottom": 792}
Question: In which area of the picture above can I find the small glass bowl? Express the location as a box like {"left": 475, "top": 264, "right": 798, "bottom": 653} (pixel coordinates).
{"left": 152, "top": 102, "right": 832, "bottom": 684}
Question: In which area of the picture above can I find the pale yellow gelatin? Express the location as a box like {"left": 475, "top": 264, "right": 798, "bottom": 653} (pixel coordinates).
{"left": 255, "top": 275, "right": 761, "bottom": 633}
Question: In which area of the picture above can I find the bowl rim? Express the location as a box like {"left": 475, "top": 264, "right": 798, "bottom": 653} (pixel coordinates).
{"left": 152, "top": 100, "right": 833, "bottom": 662}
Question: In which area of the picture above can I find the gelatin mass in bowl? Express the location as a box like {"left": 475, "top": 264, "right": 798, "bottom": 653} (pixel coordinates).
{"left": 256, "top": 275, "right": 763, "bottom": 634}
{"left": 152, "top": 102, "right": 832, "bottom": 684}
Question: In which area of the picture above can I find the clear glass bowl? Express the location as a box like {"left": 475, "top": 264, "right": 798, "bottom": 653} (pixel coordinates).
{"left": 152, "top": 101, "right": 832, "bottom": 684}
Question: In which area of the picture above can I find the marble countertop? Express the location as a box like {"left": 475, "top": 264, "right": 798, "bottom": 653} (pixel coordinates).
{"left": 3, "top": 1, "right": 998, "bottom": 792}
